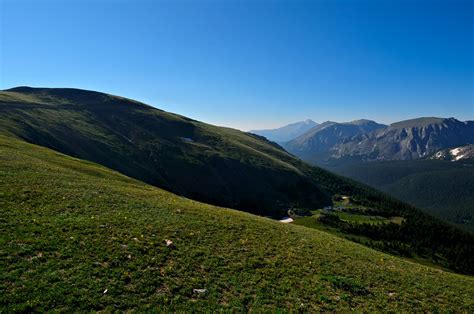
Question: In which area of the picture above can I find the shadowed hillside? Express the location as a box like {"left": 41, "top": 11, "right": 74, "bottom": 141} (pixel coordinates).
{"left": 0, "top": 87, "right": 331, "bottom": 217}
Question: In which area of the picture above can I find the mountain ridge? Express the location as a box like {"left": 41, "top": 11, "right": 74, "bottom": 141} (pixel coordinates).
{"left": 334, "top": 117, "right": 474, "bottom": 160}
{"left": 284, "top": 119, "right": 386, "bottom": 156}
{"left": 284, "top": 116, "right": 474, "bottom": 162}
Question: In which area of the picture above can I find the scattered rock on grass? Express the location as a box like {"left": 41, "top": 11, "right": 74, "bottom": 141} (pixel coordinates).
{"left": 165, "top": 239, "right": 174, "bottom": 248}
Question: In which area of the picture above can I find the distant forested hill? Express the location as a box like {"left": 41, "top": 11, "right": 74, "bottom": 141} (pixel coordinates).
{"left": 323, "top": 159, "right": 474, "bottom": 232}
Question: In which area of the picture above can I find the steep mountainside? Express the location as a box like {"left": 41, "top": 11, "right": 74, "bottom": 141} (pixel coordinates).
{"left": 250, "top": 119, "right": 318, "bottom": 143}
{"left": 334, "top": 117, "right": 474, "bottom": 161}
{"left": 2, "top": 136, "right": 473, "bottom": 311}
{"left": 284, "top": 120, "right": 386, "bottom": 158}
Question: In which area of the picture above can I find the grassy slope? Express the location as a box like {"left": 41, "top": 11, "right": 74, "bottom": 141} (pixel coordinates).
{"left": 0, "top": 87, "right": 330, "bottom": 217}
{"left": 1, "top": 136, "right": 473, "bottom": 312}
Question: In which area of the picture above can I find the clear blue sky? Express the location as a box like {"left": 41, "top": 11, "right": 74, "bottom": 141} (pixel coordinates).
{"left": 1, "top": 0, "right": 473, "bottom": 130}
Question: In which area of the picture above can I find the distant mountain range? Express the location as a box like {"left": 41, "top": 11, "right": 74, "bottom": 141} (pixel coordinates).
{"left": 333, "top": 118, "right": 474, "bottom": 161}
{"left": 250, "top": 119, "right": 317, "bottom": 143}
{"left": 283, "top": 117, "right": 474, "bottom": 162}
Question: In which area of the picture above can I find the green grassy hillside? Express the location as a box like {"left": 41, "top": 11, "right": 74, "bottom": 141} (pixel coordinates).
{"left": 1, "top": 87, "right": 473, "bottom": 274}
{"left": 1, "top": 136, "right": 473, "bottom": 311}
{"left": 0, "top": 87, "right": 330, "bottom": 217}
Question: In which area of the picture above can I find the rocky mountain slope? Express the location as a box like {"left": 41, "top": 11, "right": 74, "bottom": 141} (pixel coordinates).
{"left": 431, "top": 144, "right": 474, "bottom": 161}
{"left": 284, "top": 120, "right": 386, "bottom": 159}
{"left": 285, "top": 117, "right": 474, "bottom": 162}
{"left": 333, "top": 117, "right": 474, "bottom": 161}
